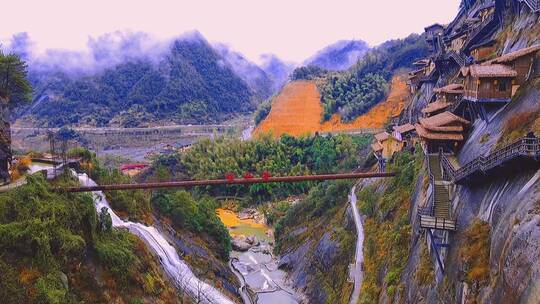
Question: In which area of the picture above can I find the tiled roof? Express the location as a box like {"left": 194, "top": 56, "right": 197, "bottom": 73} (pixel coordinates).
{"left": 415, "top": 124, "right": 465, "bottom": 141}
{"left": 488, "top": 44, "right": 540, "bottom": 64}
{"left": 459, "top": 64, "right": 517, "bottom": 78}
{"left": 374, "top": 132, "right": 390, "bottom": 142}
{"left": 425, "top": 23, "right": 444, "bottom": 31}
{"left": 413, "top": 59, "right": 430, "bottom": 66}
{"left": 421, "top": 100, "right": 452, "bottom": 114}
{"left": 393, "top": 123, "right": 416, "bottom": 134}
{"left": 419, "top": 111, "right": 470, "bottom": 129}
{"left": 433, "top": 83, "right": 464, "bottom": 94}
{"left": 371, "top": 142, "right": 383, "bottom": 152}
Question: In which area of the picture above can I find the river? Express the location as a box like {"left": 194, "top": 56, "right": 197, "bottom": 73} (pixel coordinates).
{"left": 30, "top": 160, "right": 299, "bottom": 304}
{"left": 217, "top": 209, "right": 302, "bottom": 304}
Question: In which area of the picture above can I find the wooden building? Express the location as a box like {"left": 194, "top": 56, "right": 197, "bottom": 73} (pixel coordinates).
{"left": 422, "top": 83, "right": 464, "bottom": 117}
{"left": 415, "top": 111, "right": 470, "bottom": 153}
{"left": 422, "top": 100, "right": 452, "bottom": 117}
{"left": 459, "top": 64, "right": 517, "bottom": 103}
{"left": 434, "top": 83, "right": 464, "bottom": 102}
{"left": 407, "top": 69, "right": 424, "bottom": 93}
{"left": 425, "top": 24, "right": 445, "bottom": 55}
{"left": 372, "top": 131, "right": 404, "bottom": 160}
{"left": 487, "top": 44, "right": 540, "bottom": 92}
{"left": 469, "top": 40, "right": 497, "bottom": 63}
{"left": 460, "top": 44, "right": 540, "bottom": 103}
{"left": 392, "top": 123, "right": 417, "bottom": 148}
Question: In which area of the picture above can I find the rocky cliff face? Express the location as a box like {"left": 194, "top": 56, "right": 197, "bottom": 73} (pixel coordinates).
{"left": 401, "top": 83, "right": 540, "bottom": 304}
{"left": 274, "top": 182, "right": 356, "bottom": 304}
{"left": 397, "top": 3, "right": 540, "bottom": 303}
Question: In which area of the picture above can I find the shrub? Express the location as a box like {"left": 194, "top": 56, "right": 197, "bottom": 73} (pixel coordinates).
{"left": 152, "top": 192, "right": 231, "bottom": 259}
{"left": 94, "top": 232, "right": 138, "bottom": 286}
{"left": 460, "top": 219, "right": 491, "bottom": 287}
{"left": 254, "top": 98, "right": 272, "bottom": 125}
{"left": 497, "top": 105, "right": 540, "bottom": 148}
{"left": 359, "top": 149, "right": 423, "bottom": 303}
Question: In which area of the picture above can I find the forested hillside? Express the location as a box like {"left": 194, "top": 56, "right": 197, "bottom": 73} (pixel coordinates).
{"left": 14, "top": 35, "right": 259, "bottom": 127}
{"left": 305, "top": 39, "right": 370, "bottom": 71}
{"left": 0, "top": 174, "right": 182, "bottom": 303}
{"left": 319, "top": 34, "right": 428, "bottom": 121}
{"left": 256, "top": 34, "right": 427, "bottom": 131}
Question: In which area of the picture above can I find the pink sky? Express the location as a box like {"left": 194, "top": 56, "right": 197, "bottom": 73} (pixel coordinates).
{"left": 2, "top": 0, "right": 460, "bottom": 63}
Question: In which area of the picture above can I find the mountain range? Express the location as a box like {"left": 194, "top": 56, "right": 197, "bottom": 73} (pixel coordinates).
{"left": 304, "top": 39, "right": 370, "bottom": 71}
{"left": 7, "top": 32, "right": 372, "bottom": 127}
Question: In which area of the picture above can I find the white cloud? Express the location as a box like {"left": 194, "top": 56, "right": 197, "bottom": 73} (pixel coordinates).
{"left": 1, "top": 0, "right": 460, "bottom": 63}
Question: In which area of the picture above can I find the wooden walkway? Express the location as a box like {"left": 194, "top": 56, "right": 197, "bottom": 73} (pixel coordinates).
{"left": 519, "top": 0, "right": 540, "bottom": 12}
{"left": 441, "top": 136, "right": 540, "bottom": 184}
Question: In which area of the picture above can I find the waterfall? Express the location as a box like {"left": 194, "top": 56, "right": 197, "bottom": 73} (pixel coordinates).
{"left": 76, "top": 173, "right": 235, "bottom": 304}
{"left": 348, "top": 185, "right": 364, "bottom": 304}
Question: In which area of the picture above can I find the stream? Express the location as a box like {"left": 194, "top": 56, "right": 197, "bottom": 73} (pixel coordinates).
{"left": 30, "top": 160, "right": 299, "bottom": 304}
{"left": 218, "top": 209, "right": 302, "bottom": 304}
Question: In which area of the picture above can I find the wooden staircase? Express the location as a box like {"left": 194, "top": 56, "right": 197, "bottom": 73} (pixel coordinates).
{"left": 419, "top": 154, "right": 456, "bottom": 231}
{"left": 462, "top": 14, "right": 498, "bottom": 52}
{"left": 447, "top": 51, "right": 467, "bottom": 67}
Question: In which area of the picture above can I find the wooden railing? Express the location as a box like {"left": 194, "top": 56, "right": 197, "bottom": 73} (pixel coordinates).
{"left": 425, "top": 154, "right": 436, "bottom": 216}
{"left": 447, "top": 51, "right": 467, "bottom": 67}
{"left": 463, "top": 14, "right": 497, "bottom": 51}
{"left": 520, "top": 0, "right": 540, "bottom": 12}
{"left": 448, "top": 96, "right": 464, "bottom": 113}
{"left": 441, "top": 136, "right": 540, "bottom": 183}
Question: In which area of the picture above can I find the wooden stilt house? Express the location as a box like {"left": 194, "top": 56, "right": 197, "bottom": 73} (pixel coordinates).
{"left": 415, "top": 111, "right": 470, "bottom": 153}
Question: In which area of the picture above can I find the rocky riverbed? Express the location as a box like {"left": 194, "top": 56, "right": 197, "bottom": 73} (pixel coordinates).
{"left": 217, "top": 207, "right": 303, "bottom": 304}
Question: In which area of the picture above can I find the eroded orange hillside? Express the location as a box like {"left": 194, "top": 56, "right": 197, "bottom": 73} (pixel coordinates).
{"left": 254, "top": 81, "right": 323, "bottom": 137}
{"left": 254, "top": 75, "right": 409, "bottom": 137}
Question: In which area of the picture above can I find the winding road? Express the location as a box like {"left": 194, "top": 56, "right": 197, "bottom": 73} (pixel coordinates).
{"left": 349, "top": 184, "right": 364, "bottom": 304}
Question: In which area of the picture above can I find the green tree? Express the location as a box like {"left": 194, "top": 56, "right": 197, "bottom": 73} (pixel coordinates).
{"left": 99, "top": 207, "right": 113, "bottom": 232}
{"left": 0, "top": 50, "right": 31, "bottom": 182}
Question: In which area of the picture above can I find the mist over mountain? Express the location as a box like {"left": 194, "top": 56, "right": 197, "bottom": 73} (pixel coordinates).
{"left": 213, "top": 43, "right": 275, "bottom": 99}
{"left": 259, "top": 54, "right": 295, "bottom": 92}
{"left": 5, "top": 31, "right": 173, "bottom": 77}
{"left": 305, "top": 39, "right": 370, "bottom": 71}
{"left": 8, "top": 32, "right": 260, "bottom": 127}
{"left": 3, "top": 31, "right": 373, "bottom": 127}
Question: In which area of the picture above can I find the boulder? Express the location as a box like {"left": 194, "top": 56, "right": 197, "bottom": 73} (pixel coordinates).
{"left": 232, "top": 236, "right": 251, "bottom": 251}
{"left": 246, "top": 236, "right": 260, "bottom": 246}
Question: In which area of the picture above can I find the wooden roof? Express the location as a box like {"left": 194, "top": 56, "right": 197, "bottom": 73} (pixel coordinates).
{"left": 470, "top": 39, "right": 496, "bottom": 51}
{"left": 415, "top": 124, "right": 465, "bottom": 141}
{"left": 393, "top": 123, "right": 416, "bottom": 134}
{"left": 419, "top": 111, "right": 470, "bottom": 130}
{"left": 425, "top": 23, "right": 444, "bottom": 31}
{"left": 488, "top": 44, "right": 540, "bottom": 64}
{"left": 459, "top": 64, "right": 517, "bottom": 78}
{"left": 433, "top": 83, "right": 464, "bottom": 94}
{"left": 374, "top": 132, "right": 390, "bottom": 141}
{"left": 408, "top": 68, "right": 425, "bottom": 76}
{"left": 422, "top": 100, "right": 452, "bottom": 114}
{"left": 413, "top": 59, "right": 430, "bottom": 66}
{"left": 371, "top": 142, "right": 383, "bottom": 152}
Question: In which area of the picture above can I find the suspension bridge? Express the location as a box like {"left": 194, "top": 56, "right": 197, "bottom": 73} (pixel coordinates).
{"left": 62, "top": 171, "right": 395, "bottom": 192}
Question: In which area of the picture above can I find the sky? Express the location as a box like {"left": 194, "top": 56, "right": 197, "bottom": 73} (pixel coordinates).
{"left": 1, "top": 0, "right": 460, "bottom": 64}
